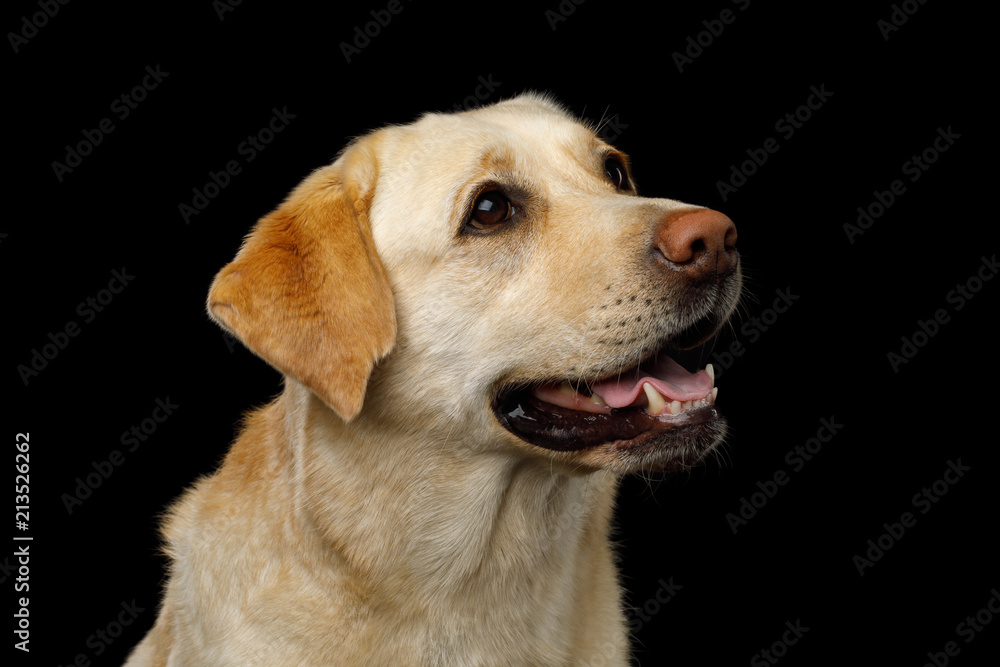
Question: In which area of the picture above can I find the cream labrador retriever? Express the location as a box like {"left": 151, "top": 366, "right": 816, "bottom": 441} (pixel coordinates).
{"left": 126, "top": 92, "right": 740, "bottom": 666}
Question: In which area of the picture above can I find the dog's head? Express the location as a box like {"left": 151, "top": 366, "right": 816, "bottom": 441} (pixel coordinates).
{"left": 209, "top": 93, "right": 740, "bottom": 474}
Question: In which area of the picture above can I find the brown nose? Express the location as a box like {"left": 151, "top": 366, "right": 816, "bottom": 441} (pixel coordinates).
{"left": 655, "top": 208, "right": 738, "bottom": 279}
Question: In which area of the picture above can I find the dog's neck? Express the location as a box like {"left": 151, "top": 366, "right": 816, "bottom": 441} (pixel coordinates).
{"left": 278, "top": 379, "right": 622, "bottom": 613}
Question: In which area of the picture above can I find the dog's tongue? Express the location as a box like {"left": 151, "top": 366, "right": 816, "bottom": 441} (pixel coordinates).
{"left": 592, "top": 356, "right": 712, "bottom": 408}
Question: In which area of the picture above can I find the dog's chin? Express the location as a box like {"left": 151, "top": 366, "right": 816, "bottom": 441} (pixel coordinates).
{"left": 492, "top": 322, "right": 729, "bottom": 473}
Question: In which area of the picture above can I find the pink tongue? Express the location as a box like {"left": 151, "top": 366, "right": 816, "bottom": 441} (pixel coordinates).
{"left": 591, "top": 356, "right": 711, "bottom": 408}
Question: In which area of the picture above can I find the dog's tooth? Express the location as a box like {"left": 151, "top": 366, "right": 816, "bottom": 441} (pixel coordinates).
{"left": 668, "top": 400, "right": 682, "bottom": 415}
{"left": 590, "top": 392, "right": 607, "bottom": 406}
{"left": 710, "top": 387, "right": 719, "bottom": 403}
{"left": 643, "top": 383, "right": 666, "bottom": 416}
{"left": 705, "top": 363, "right": 715, "bottom": 386}
{"left": 559, "top": 380, "right": 577, "bottom": 396}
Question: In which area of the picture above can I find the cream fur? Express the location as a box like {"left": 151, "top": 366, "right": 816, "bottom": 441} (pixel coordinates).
{"left": 125, "top": 92, "right": 740, "bottom": 666}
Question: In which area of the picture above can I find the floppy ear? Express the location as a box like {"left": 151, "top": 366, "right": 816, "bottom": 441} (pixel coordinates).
{"left": 207, "top": 136, "right": 396, "bottom": 422}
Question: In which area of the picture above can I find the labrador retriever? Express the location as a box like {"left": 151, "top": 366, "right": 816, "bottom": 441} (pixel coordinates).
{"left": 125, "top": 92, "right": 740, "bottom": 666}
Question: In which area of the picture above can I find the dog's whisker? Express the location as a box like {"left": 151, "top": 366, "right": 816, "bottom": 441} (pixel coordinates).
{"left": 135, "top": 92, "right": 742, "bottom": 665}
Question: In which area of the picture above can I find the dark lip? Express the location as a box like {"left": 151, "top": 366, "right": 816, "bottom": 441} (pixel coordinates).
{"left": 491, "top": 304, "right": 730, "bottom": 456}
{"left": 493, "top": 390, "right": 722, "bottom": 452}
{"left": 669, "top": 311, "right": 724, "bottom": 350}
{"left": 492, "top": 331, "right": 724, "bottom": 456}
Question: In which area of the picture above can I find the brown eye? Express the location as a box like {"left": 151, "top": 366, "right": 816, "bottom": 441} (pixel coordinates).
{"left": 468, "top": 190, "right": 515, "bottom": 232}
{"left": 605, "top": 156, "right": 628, "bottom": 190}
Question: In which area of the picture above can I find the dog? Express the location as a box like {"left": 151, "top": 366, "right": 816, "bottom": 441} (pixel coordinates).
{"left": 125, "top": 92, "right": 740, "bottom": 666}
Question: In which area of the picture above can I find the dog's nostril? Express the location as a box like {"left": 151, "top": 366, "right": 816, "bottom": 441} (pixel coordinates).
{"left": 656, "top": 208, "right": 737, "bottom": 269}
{"left": 689, "top": 238, "right": 707, "bottom": 258}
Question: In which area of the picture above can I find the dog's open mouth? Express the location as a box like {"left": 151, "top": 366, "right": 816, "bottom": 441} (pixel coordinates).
{"left": 493, "top": 347, "right": 723, "bottom": 455}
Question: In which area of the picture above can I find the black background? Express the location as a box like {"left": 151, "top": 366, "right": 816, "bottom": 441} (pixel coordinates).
{"left": 6, "top": 1, "right": 996, "bottom": 665}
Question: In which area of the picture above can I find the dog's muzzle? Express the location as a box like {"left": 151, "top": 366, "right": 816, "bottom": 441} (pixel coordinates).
{"left": 493, "top": 207, "right": 740, "bottom": 470}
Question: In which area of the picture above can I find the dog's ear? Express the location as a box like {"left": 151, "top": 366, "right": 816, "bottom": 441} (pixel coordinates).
{"left": 207, "top": 135, "right": 396, "bottom": 422}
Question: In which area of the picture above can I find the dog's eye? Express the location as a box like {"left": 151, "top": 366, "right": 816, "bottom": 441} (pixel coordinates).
{"left": 604, "top": 157, "right": 629, "bottom": 190}
{"left": 468, "top": 190, "right": 515, "bottom": 232}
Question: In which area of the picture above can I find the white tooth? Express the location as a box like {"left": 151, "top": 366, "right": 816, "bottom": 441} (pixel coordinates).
{"left": 643, "top": 383, "right": 666, "bottom": 416}
{"left": 705, "top": 363, "right": 715, "bottom": 386}
{"left": 669, "top": 400, "right": 682, "bottom": 415}
{"left": 710, "top": 387, "right": 719, "bottom": 403}
{"left": 590, "top": 392, "right": 607, "bottom": 406}
{"left": 682, "top": 400, "right": 692, "bottom": 411}
{"left": 559, "top": 380, "right": 577, "bottom": 395}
